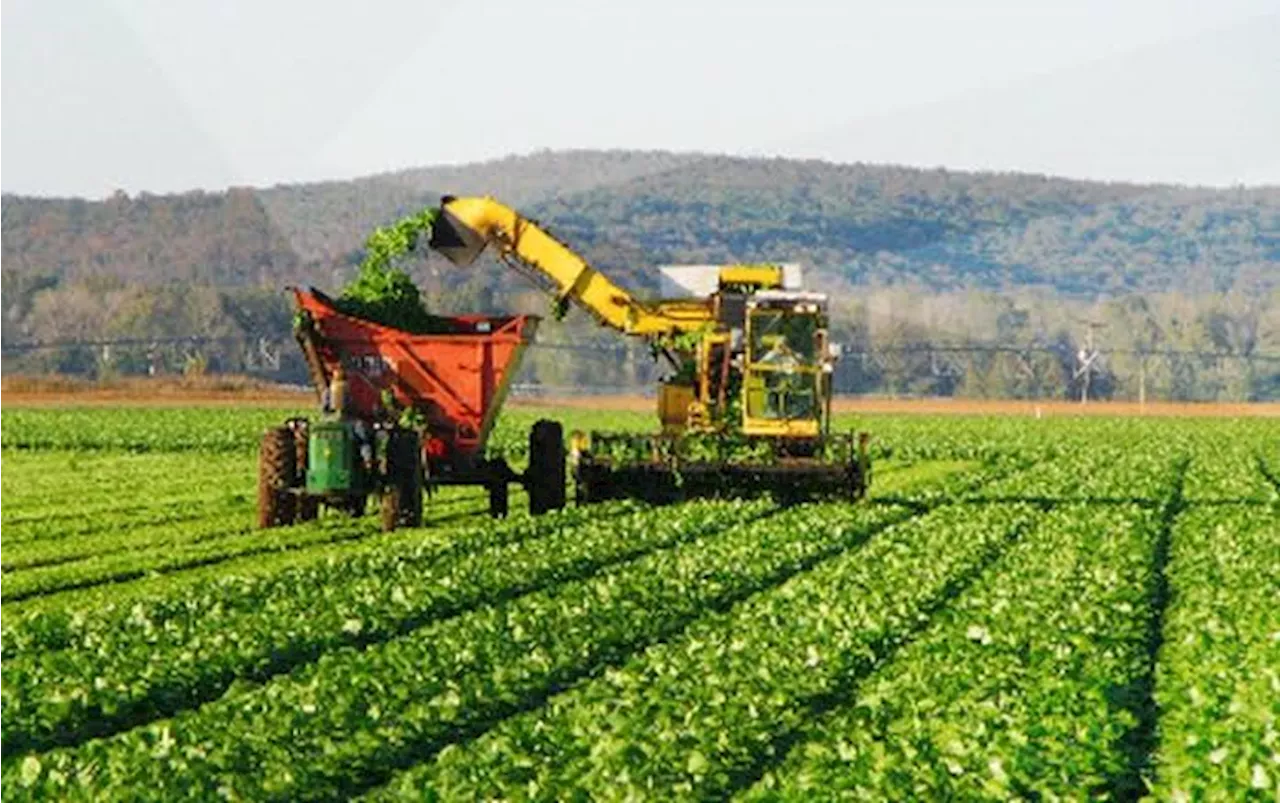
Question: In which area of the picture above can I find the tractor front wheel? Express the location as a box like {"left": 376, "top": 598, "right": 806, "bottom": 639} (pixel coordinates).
{"left": 257, "top": 426, "right": 297, "bottom": 528}
{"left": 381, "top": 429, "right": 423, "bottom": 531}
{"left": 527, "top": 419, "right": 566, "bottom": 515}
{"left": 292, "top": 423, "right": 320, "bottom": 522}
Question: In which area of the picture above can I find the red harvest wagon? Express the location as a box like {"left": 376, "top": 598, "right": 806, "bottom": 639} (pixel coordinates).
{"left": 256, "top": 287, "right": 566, "bottom": 530}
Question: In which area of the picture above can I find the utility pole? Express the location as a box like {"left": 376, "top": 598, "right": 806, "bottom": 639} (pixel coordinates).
{"left": 1073, "top": 319, "right": 1103, "bottom": 404}
{"left": 1138, "top": 352, "right": 1146, "bottom": 412}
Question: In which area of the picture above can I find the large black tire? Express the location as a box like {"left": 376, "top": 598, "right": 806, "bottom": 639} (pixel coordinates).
{"left": 850, "top": 432, "right": 872, "bottom": 502}
{"left": 527, "top": 419, "right": 567, "bottom": 515}
{"left": 257, "top": 426, "right": 297, "bottom": 528}
{"left": 847, "top": 460, "right": 867, "bottom": 502}
{"left": 381, "top": 429, "right": 423, "bottom": 531}
{"left": 292, "top": 423, "right": 320, "bottom": 522}
{"left": 489, "top": 477, "right": 510, "bottom": 518}
{"left": 347, "top": 495, "right": 368, "bottom": 518}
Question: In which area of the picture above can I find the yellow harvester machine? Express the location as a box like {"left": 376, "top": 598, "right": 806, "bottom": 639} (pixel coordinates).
{"left": 427, "top": 195, "right": 870, "bottom": 505}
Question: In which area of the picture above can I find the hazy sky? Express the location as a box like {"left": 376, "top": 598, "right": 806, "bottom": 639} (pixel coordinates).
{"left": 3, "top": 0, "right": 1278, "bottom": 198}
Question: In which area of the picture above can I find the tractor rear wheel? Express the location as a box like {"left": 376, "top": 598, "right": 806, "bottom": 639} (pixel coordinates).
{"left": 381, "top": 429, "right": 423, "bottom": 531}
{"left": 527, "top": 419, "right": 566, "bottom": 515}
{"left": 293, "top": 423, "right": 320, "bottom": 522}
{"left": 257, "top": 426, "right": 297, "bottom": 528}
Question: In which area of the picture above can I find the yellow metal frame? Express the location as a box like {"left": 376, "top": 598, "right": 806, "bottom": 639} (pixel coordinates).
{"left": 438, "top": 197, "right": 713, "bottom": 336}
{"left": 434, "top": 195, "right": 829, "bottom": 443}
{"left": 717, "top": 265, "right": 784, "bottom": 290}
{"left": 436, "top": 197, "right": 786, "bottom": 337}
{"left": 741, "top": 413, "right": 821, "bottom": 439}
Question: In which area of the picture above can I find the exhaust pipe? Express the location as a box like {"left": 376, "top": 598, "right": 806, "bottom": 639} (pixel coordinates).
{"left": 428, "top": 196, "right": 490, "bottom": 267}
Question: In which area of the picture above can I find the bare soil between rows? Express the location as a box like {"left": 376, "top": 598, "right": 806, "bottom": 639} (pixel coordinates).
{"left": 513, "top": 395, "right": 1280, "bottom": 417}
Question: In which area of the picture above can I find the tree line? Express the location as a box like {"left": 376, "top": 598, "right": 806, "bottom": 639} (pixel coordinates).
{"left": 5, "top": 276, "right": 1276, "bottom": 402}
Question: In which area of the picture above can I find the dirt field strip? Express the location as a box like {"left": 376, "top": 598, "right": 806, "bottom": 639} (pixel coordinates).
{"left": 514, "top": 395, "right": 1280, "bottom": 417}
{"left": 5, "top": 378, "right": 1277, "bottom": 417}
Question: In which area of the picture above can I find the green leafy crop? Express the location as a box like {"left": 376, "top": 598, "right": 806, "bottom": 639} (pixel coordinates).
{"left": 3, "top": 409, "right": 1278, "bottom": 801}
{"left": 334, "top": 207, "right": 440, "bottom": 333}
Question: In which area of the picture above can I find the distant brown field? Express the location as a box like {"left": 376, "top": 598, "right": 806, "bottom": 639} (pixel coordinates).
{"left": 3, "top": 375, "right": 1277, "bottom": 417}
{"left": 514, "top": 394, "right": 1280, "bottom": 418}
{"left": 834, "top": 397, "right": 1280, "bottom": 418}
{"left": 0, "top": 375, "right": 311, "bottom": 408}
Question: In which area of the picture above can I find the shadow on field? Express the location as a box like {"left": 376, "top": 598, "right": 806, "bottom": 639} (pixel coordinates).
{"left": 1257, "top": 454, "right": 1280, "bottom": 495}
{"left": 1101, "top": 458, "right": 1188, "bottom": 802}
{"left": 956, "top": 494, "right": 1165, "bottom": 511}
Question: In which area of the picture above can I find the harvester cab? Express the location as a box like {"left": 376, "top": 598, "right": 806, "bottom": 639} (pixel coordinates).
{"left": 741, "top": 290, "right": 836, "bottom": 442}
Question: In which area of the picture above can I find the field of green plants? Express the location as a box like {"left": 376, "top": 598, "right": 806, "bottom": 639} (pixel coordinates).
{"left": 2, "top": 406, "right": 1277, "bottom": 801}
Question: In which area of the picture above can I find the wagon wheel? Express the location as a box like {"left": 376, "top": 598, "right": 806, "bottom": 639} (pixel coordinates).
{"left": 489, "top": 477, "right": 510, "bottom": 518}
{"left": 257, "top": 426, "right": 297, "bottom": 528}
{"left": 381, "top": 429, "right": 423, "bottom": 531}
{"left": 527, "top": 419, "right": 566, "bottom": 515}
{"left": 347, "top": 495, "right": 369, "bottom": 518}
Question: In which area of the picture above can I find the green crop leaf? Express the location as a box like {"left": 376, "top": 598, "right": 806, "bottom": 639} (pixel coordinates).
{"left": 334, "top": 207, "right": 441, "bottom": 333}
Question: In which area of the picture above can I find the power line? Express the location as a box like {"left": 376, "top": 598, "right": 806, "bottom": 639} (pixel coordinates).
{"left": 5, "top": 335, "right": 1280, "bottom": 363}
{"left": 1, "top": 336, "right": 250, "bottom": 354}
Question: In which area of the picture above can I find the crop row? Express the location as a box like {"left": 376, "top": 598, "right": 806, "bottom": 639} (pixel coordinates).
{"left": 1150, "top": 502, "right": 1280, "bottom": 800}
{"left": 5, "top": 408, "right": 1274, "bottom": 467}
{"left": 366, "top": 443, "right": 1189, "bottom": 799}
{"left": 741, "top": 446, "right": 1212, "bottom": 800}
{"left": 3, "top": 497, "right": 256, "bottom": 562}
{"left": 0, "top": 481, "right": 486, "bottom": 573}
{"left": 1180, "top": 442, "right": 1278, "bottom": 505}
{"left": 0, "top": 408, "right": 311, "bottom": 453}
{"left": 0, "top": 452, "right": 252, "bottom": 504}
{"left": 367, "top": 500, "right": 1042, "bottom": 801}
{"left": 4, "top": 515, "right": 510, "bottom": 626}
{"left": 746, "top": 500, "right": 1165, "bottom": 799}
{"left": 1, "top": 515, "right": 407, "bottom": 603}
{"left": 1, "top": 496, "right": 633, "bottom": 656}
{"left": 0, "top": 453, "right": 1008, "bottom": 799}
{"left": 2, "top": 498, "right": 765, "bottom": 753}
{"left": 961, "top": 441, "right": 1180, "bottom": 508}
{"left": 2, "top": 498, "right": 926, "bottom": 800}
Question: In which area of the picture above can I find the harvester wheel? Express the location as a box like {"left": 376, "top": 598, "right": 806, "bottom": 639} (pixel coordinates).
{"left": 381, "top": 429, "right": 423, "bottom": 531}
{"left": 293, "top": 425, "right": 320, "bottom": 522}
{"left": 527, "top": 419, "right": 566, "bottom": 515}
{"left": 850, "top": 431, "right": 872, "bottom": 502}
{"left": 489, "top": 480, "right": 509, "bottom": 518}
{"left": 257, "top": 426, "right": 297, "bottom": 528}
{"left": 848, "top": 458, "right": 868, "bottom": 502}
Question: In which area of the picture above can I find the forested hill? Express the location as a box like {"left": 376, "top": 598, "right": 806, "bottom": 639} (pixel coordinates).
{"left": 4, "top": 149, "right": 1278, "bottom": 304}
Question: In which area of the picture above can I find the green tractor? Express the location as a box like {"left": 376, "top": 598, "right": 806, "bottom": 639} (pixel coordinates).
{"left": 257, "top": 366, "right": 423, "bottom": 532}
